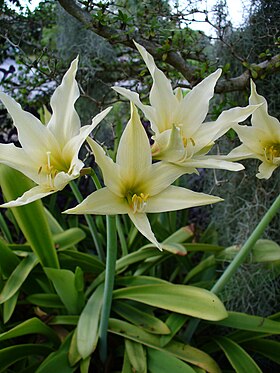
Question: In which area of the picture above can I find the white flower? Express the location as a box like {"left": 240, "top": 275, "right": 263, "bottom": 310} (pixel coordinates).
{"left": 65, "top": 103, "right": 222, "bottom": 249}
{"left": 113, "top": 42, "right": 259, "bottom": 173}
{"left": 0, "top": 58, "right": 111, "bottom": 207}
{"left": 226, "top": 80, "right": 280, "bottom": 179}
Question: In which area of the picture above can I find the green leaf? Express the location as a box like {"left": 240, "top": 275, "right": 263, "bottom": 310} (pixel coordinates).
{"left": 212, "top": 311, "right": 280, "bottom": 334}
{"left": 36, "top": 333, "right": 75, "bottom": 373}
{"left": 184, "top": 256, "right": 216, "bottom": 283}
{"left": 122, "top": 349, "right": 134, "bottom": 372}
{"left": 116, "top": 247, "right": 162, "bottom": 272}
{"left": 77, "top": 283, "right": 104, "bottom": 359}
{"left": 0, "top": 238, "right": 20, "bottom": 277}
{"left": 0, "top": 166, "right": 59, "bottom": 268}
{"left": 113, "top": 300, "right": 170, "bottom": 334}
{"left": 0, "top": 214, "right": 12, "bottom": 243}
{"left": 59, "top": 249, "right": 104, "bottom": 274}
{"left": 113, "top": 284, "right": 227, "bottom": 321}
{"left": 3, "top": 291, "right": 19, "bottom": 323}
{"left": 125, "top": 339, "right": 147, "bottom": 373}
{"left": 0, "top": 317, "right": 60, "bottom": 346}
{"left": 159, "top": 313, "right": 187, "bottom": 347}
{"left": 53, "top": 228, "right": 86, "bottom": 250}
{"left": 163, "top": 226, "right": 193, "bottom": 244}
{"left": 148, "top": 348, "right": 196, "bottom": 373}
{"left": 242, "top": 338, "right": 280, "bottom": 364}
{"left": 49, "top": 315, "right": 79, "bottom": 326}
{"left": 0, "top": 344, "right": 53, "bottom": 373}
{"left": 44, "top": 268, "right": 82, "bottom": 314}
{"left": 184, "top": 244, "right": 224, "bottom": 253}
{"left": 215, "top": 337, "right": 262, "bottom": 373}
{"left": 0, "top": 253, "right": 38, "bottom": 303}
{"left": 116, "top": 275, "right": 168, "bottom": 287}
{"left": 26, "top": 293, "right": 64, "bottom": 308}
{"left": 252, "top": 239, "right": 280, "bottom": 262}
{"left": 109, "top": 318, "right": 221, "bottom": 373}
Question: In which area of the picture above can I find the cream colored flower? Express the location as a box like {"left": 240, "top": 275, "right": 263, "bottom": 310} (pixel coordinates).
{"left": 226, "top": 80, "right": 280, "bottom": 179}
{"left": 113, "top": 42, "right": 259, "bottom": 172}
{"left": 0, "top": 58, "right": 111, "bottom": 207}
{"left": 65, "top": 103, "right": 222, "bottom": 249}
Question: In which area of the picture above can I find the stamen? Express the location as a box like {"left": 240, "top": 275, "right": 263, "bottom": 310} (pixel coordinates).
{"left": 38, "top": 166, "right": 42, "bottom": 174}
{"left": 264, "top": 144, "right": 280, "bottom": 163}
{"left": 130, "top": 193, "right": 149, "bottom": 213}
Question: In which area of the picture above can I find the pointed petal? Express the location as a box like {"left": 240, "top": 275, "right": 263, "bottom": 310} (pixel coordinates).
{"left": 233, "top": 125, "right": 265, "bottom": 154}
{"left": 226, "top": 144, "right": 258, "bottom": 161}
{"left": 146, "top": 162, "right": 190, "bottom": 196}
{"left": 87, "top": 137, "right": 122, "bottom": 196}
{"left": 134, "top": 41, "right": 178, "bottom": 133}
{"left": 215, "top": 104, "right": 261, "bottom": 130}
{"left": 180, "top": 157, "right": 245, "bottom": 171}
{"left": 47, "top": 57, "right": 81, "bottom": 146}
{"left": 177, "top": 69, "right": 222, "bottom": 135}
{"left": 128, "top": 211, "right": 161, "bottom": 249}
{"left": 62, "top": 107, "right": 112, "bottom": 164}
{"left": 0, "top": 143, "right": 42, "bottom": 183}
{"left": 116, "top": 103, "right": 152, "bottom": 183}
{"left": 0, "top": 92, "right": 59, "bottom": 159}
{"left": 112, "top": 86, "right": 157, "bottom": 131}
{"left": 0, "top": 185, "right": 55, "bottom": 208}
{"left": 64, "top": 187, "right": 128, "bottom": 215}
{"left": 146, "top": 185, "right": 222, "bottom": 213}
{"left": 256, "top": 162, "right": 278, "bottom": 179}
{"left": 250, "top": 80, "right": 280, "bottom": 138}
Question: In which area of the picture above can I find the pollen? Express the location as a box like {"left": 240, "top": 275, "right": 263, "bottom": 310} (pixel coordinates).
{"left": 182, "top": 136, "right": 196, "bottom": 148}
{"left": 264, "top": 143, "right": 280, "bottom": 163}
{"left": 130, "top": 193, "right": 150, "bottom": 213}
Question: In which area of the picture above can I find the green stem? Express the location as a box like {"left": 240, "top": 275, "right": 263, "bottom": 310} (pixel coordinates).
{"left": 116, "top": 215, "right": 128, "bottom": 256}
{"left": 184, "top": 193, "right": 280, "bottom": 343}
{"left": 99, "top": 215, "right": 117, "bottom": 363}
{"left": 70, "top": 181, "right": 105, "bottom": 262}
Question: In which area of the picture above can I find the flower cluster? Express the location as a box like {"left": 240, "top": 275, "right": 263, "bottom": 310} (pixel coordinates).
{"left": 0, "top": 43, "right": 278, "bottom": 248}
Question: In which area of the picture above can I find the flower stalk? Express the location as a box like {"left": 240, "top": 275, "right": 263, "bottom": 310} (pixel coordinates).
{"left": 99, "top": 215, "right": 117, "bottom": 363}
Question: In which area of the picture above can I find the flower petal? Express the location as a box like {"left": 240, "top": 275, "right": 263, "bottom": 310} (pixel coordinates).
{"left": 0, "top": 185, "right": 55, "bottom": 208}
{"left": 257, "top": 162, "right": 278, "bottom": 179}
{"left": 177, "top": 69, "right": 222, "bottom": 135}
{"left": 112, "top": 86, "right": 157, "bottom": 130}
{"left": 226, "top": 144, "right": 259, "bottom": 161}
{"left": 250, "top": 80, "right": 280, "bottom": 139}
{"left": 0, "top": 93, "right": 59, "bottom": 160}
{"left": 128, "top": 211, "right": 161, "bottom": 250}
{"left": 116, "top": 103, "right": 152, "bottom": 184}
{"left": 64, "top": 187, "right": 129, "bottom": 215}
{"left": 146, "top": 162, "right": 192, "bottom": 196}
{"left": 47, "top": 57, "right": 81, "bottom": 146}
{"left": 134, "top": 41, "right": 178, "bottom": 133}
{"left": 0, "top": 143, "right": 41, "bottom": 183}
{"left": 145, "top": 185, "right": 222, "bottom": 213}
{"left": 233, "top": 125, "right": 266, "bottom": 154}
{"left": 87, "top": 137, "right": 122, "bottom": 196}
{"left": 152, "top": 127, "right": 185, "bottom": 162}
{"left": 180, "top": 157, "right": 244, "bottom": 171}
{"left": 62, "top": 107, "right": 112, "bottom": 164}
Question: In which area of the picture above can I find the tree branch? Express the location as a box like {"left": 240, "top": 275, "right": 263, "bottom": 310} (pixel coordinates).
{"left": 58, "top": 0, "right": 280, "bottom": 93}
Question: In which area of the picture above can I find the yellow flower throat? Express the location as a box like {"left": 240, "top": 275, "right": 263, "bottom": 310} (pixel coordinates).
{"left": 127, "top": 192, "right": 149, "bottom": 213}
{"left": 38, "top": 152, "right": 72, "bottom": 189}
{"left": 264, "top": 143, "right": 280, "bottom": 163}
